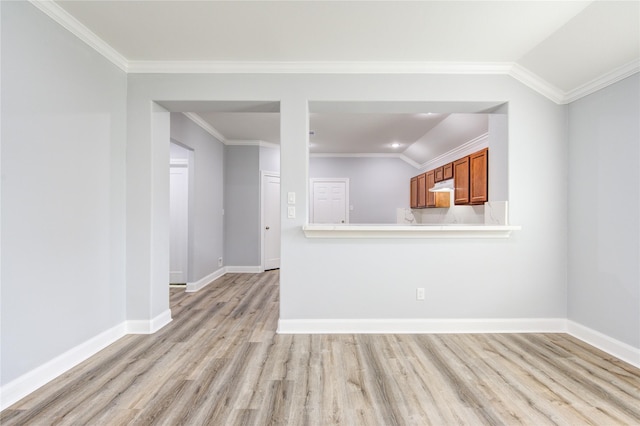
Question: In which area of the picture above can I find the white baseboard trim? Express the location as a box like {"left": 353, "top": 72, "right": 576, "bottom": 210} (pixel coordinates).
{"left": 0, "top": 322, "right": 127, "bottom": 411}
{"left": 186, "top": 268, "right": 226, "bottom": 293}
{"left": 125, "top": 309, "right": 173, "bottom": 334}
{"left": 566, "top": 320, "right": 640, "bottom": 369}
{"left": 277, "top": 318, "right": 566, "bottom": 334}
{"left": 225, "top": 265, "right": 263, "bottom": 273}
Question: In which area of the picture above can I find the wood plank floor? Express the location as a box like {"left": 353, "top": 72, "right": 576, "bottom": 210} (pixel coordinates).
{"left": 2, "top": 270, "right": 640, "bottom": 425}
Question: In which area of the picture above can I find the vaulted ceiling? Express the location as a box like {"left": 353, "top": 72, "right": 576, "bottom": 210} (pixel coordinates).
{"left": 36, "top": 1, "right": 639, "bottom": 164}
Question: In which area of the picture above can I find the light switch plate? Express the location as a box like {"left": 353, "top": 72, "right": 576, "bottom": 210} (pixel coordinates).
{"left": 287, "top": 192, "right": 296, "bottom": 205}
{"left": 287, "top": 206, "right": 296, "bottom": 218}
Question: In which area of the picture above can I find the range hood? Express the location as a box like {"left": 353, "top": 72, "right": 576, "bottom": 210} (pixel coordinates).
{"left": 429, "top": 178, "right": 454, "bottom": 192}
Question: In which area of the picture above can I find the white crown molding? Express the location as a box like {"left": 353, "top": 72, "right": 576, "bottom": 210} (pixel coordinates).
{"left": 226, "top": 140, "right": 280, "bottom": 149}
{"left": 182, "top": 112, "right": 227, "bottom": 143}
{"left": 563, "top": 59, "right": 640, "bottom": 104}
{"left": 508, "top": 64, "right": 565, "bottom": 104}
{"left": 127, "top": 60, "right": 514, "bottom": 75}
{"left": 420, "top": 132, "right": 489, "bottom": 171}
{"left": 27, "top": 2, "right": 638, "bottom": 105}
{"left": 310, "top": 152, "right": 421, "bottom": 169}
{"left": 28, "top": 0, "right": 128, "bottom": 72}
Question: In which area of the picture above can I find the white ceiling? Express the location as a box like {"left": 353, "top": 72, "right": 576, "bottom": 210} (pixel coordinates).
{"left": 44, "top": 0, "right": 639, "bottom": 164}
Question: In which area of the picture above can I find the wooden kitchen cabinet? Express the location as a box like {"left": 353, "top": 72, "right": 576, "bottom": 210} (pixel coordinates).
{"left": 426, "top": 170, "right": 450, "bottom": 208}
{"left": 410, "top": 176, "right": 418, "bottom": 208}
{"left": 443, "top": 162, "right": 454, "bottom": 180}
{"left": 454, "top": 149, "right": 488, "bottom": 205}
{"left": 417, "top": 173, "right": 427, "bottom": 208}
{"left": 425, "top": 170, "right": 436, "bottom": 207}
{"left": 434, "top": 166, "right": 444, "bottom": 182}
{"left": 470, "top": 148, "right": 488, "bottom": 204}
{"left": 454, "top": 156, "right": 470, "bottom": 205}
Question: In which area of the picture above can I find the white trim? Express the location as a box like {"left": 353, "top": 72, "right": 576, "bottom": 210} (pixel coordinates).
{"left": 127, "top": 60, "right": 514, "bottom": 75}
{"left": 302, "top": 224, "right": 520, "bottom": 239}
{"left": 28, "top": 0, "right": 128, "bottom": 72}
{"left": 226, "top": 140, "right": 280, "bottom": 150}
{"left": 420, "top": 133, "right": 489, "bottom": 171}
{"left": 508, "top": 64, "right": 565, "bottom": 104}
{"left": 170, "top": 158, "right": 189, "bottom": 167}
{"left": 182, "top": 112, "right": 227, "bottom": 143}
{"left": 563, "top": 59, "right": 640, "bottom": 104}
{"left": 225, "top": 265, "right": 264, "bottom": 273}
{"left": 277, "top": 318, "right": 565, "bottom": 334}
{"left": 15, "top": 2, "right": 637, "bottom": 106}
{"left": 0, "top": 322, "right": 127, "bottom": 411}
{"left": 567, "top": 321, "right": 640, "bottom": 369}
{"left": 125, "top": 309, "right": 172, "bottom": 335}
{"left": 186, "top": 268, "right": 226, "bottom": 293}
{"left": 310, "top": 152, "right": 421, "bottom": 169}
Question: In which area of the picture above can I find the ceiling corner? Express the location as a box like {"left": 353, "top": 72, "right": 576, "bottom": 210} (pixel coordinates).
{"left": 29, "top": 0, "right": 129, "bottom": 72}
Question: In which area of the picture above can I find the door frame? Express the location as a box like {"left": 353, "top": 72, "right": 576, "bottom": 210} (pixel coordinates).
{"left": 309, "top": 178, "right": 350, "bottom": 224}
{"left": 260, "top": 171, "right": 280, "bottom": 272}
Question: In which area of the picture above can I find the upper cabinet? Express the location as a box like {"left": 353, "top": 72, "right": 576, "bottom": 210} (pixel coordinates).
{"left": 434, "top": 166, "right": 444, "bottom": 183}
{"left": 411, "top": 170, "right": 451, "bottom": 209}
{"left": 410, "top": 176, "right": 418, "bottom": 208}
{"left": 425, "top": 170, "right": 437, "bottom": 207}
{"left": 417, "top": 173, "right": 427, "bottom": 208}
{"left": 410, "top": 151, "right": 485, "bottom": 209}
{"left": 454, "top": 156, "right": 470, "bottom": 205}
{"left": 470, "top": 148, "right": 488, "bottom": 204}
{"left": 443, "top": 162, "right": 454, "bottom": 180}
{"left": 454, "top": 148, "right": 488, "bottom": 205}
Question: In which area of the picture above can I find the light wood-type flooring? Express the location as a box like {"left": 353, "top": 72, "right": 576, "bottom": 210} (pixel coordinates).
{"left": 2, "top": 271, "right": 640, "bottom": 425}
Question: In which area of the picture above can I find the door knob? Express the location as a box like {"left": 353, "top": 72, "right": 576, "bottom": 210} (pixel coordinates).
{"left": 265, "top": 226, "right": 270, "bottom": 230}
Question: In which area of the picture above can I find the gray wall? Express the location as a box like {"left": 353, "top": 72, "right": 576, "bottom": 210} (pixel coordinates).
{"left": 1, "top": 2, "right": 127, "bottom": 384}
{"left": 224, "top": 145, "right": 261, "bottom": 266}
{"left": 568, "top": 74, "right": 640, "bottom": 348}
{"left": 260, "top": 146, "right": 280, "bottom": 173}
{"left": 170, "top": 113, "right": 225, "bottom": 281}
{"left": 125, "top": 73, "right": 568, "bottom": 325}
{"left": 309, "top": 156, "right": 416, "bottom": 223}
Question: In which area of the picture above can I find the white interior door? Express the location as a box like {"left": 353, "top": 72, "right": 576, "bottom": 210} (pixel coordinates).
{"left": 311, "top": 179, "right": 349, "bottom": 224}
{"left": 263, "top": 174, "right": 281, "bottom": 270}
{"left": 170, "top": 164, "right": 189, "bottom": 283}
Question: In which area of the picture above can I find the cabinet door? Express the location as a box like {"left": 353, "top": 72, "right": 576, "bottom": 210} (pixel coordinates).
{"left": 454, "top": 156, "right": 470, "bottom": 205}
{"left": 470, "top": 148, "right": 488, "bottom": 204}
{"left": 417, "top": 173, "right": 427, "bottom": 208}
{"left": 443, "top": 162, "right": 454, "bottom": 180}
{"left": 410, "top": 176, "right": 418, "bottom": 208}
{"left": 434, "top": 166, "right": 444, "bottom": 183}
{"left": 426, "top": 170, "right": 436, "bottom": 207}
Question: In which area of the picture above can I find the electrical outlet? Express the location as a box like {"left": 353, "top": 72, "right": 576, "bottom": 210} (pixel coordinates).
{"left": 416, "top": 288, "right": 425, "bottom": 301}
{"left": 218, "top": 257, "right": 223, "bottom": 267}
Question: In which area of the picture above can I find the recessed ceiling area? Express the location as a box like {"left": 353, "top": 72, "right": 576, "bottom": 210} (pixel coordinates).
{"left": 161, "top": 100, "right": 501, "bottom": 167}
